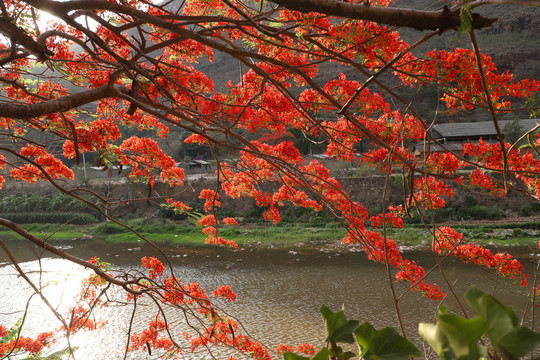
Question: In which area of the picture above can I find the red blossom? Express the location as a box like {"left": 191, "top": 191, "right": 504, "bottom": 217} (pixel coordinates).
{"left": 212, "top": 285, "right": 237, "bottom": 302}
{"left": 297, "top": 343, "right": 316, "bottom": 356}
{"left": 276, "top": 343, "right": 294, "bottom": 354}
{"left": 223, "top": 217, "right": 239, "bottom": 226}
{"left": 166, "top": 198, "right": 190, "bottom": 212}
{"left": 198, "top": 214, "right": 217, "bottom": 226}
{"left": 1, "top": 2, "right": 539, "bottom": 358}
{"left": 141, "top": 256, "right": 166, "bottom": 280}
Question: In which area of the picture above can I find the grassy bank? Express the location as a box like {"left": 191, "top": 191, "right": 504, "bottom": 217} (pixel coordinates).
{"left": 0, "top": 221, "right": 347, "bottom": 248}
{"left": 1, "top": 219, "right": 539, "bottom": 249}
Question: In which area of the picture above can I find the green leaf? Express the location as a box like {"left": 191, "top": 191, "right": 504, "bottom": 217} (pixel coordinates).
{"left": 419, "top": 322, "right": 447, "bottom": 357}
{"left": 420, "top": 314, "right": 487, "bottom": 360}
{"left": 355, "top": 322, "right": 421, "bottom": 360}
{"left": 457, "top": 3, "right": 473, "bottom": 40}
{"left": 283, "top": 352, "right": 310, "bottom": 360}
{"left": 439, "top": 314, "right": 487, "bottom": 360}
{"left": 465, "top": 287, "right": 540, "bottom": 360}
{"left": 465, "top": 287, "right": 518, "bottom": 328}
{"left": 319, "top": 304, "right": 359, "bottom": 344}
{"left": 1, "top": 318, "right": 23, "bottom": 343}
{"left": 283, "top": 348, "right": 329, "bottom": 360}
{"left": 312, "top": 348, "right": 330, "bottom": 360}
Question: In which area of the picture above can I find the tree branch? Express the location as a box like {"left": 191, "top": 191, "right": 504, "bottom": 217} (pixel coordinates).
{"left": 269, "top": 0, "right": 496, "bottom": 31}
{"left": 0, "top": 84, "right": 129, "bottom": 119}
{"left": 0, "top": 17, "right": 54, "bottom": 59}
{"left": 21, "top": 0, "right": 497, "bottom": 32}
{"left": 0, "top": 217, "right": 141, "bottom": 292}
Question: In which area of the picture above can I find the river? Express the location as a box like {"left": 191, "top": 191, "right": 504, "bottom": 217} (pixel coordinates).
{"left": 1, "top": 239, "right": 538, "bottom": 359}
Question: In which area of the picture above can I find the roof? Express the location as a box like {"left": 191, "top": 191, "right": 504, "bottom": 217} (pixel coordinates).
{"left": 414, "top": 142, "right": 466, "bottom": 154}
{"left": 432, "top": 119, "right": 539, "bottom": 141}
{"left": 308, "top": 154, "right": 329, "bottom": 159}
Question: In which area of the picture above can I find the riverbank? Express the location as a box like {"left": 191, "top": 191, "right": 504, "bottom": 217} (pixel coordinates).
{"left": 1, "top": 218, "right": 539, "bottom": 250}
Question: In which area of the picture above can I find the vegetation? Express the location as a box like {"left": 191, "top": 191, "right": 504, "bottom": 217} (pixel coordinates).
{"left": 1, "top": 219, "right": 539, "bottom": 249}
{"left": 279, "top": 287, "right": 540, "bottom": 360}
{"left": 1, "top": 0, "right": 540, "bottom": 359}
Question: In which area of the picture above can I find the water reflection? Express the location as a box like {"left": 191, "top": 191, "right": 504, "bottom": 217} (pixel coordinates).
{"left": 1, "top": 240, "right": 537, "bottom": 359}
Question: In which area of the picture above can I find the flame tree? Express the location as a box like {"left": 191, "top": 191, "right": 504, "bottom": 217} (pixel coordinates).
{"left": 0, "top": 0, "right": 539, "bottom": 358}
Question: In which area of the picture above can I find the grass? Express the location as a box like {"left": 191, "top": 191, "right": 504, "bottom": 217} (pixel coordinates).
{"left": 0, "top": 223, "right": 89, "bottom": 242}
{"left": 385, "top": 223, "right": 540, "bottom": 248}
{"left": 1, "top": 219, "right": 538, "bottom": 249}
{"left": 0, "top": 220, "right": 347, "bottom": 248}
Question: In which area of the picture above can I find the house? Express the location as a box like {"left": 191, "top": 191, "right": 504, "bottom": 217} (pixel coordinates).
{"left": 415, "top": 119, "right": 539, "bottom": 157}
{"left": 188, "top": 159, "right": 211, "bottom": 173}
{"left": 430, "top": 119, "right": 538, "bottom": 144}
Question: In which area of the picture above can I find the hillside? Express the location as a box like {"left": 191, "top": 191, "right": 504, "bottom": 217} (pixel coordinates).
{"left": 395, "top": 0, "right": 540, "bottom": 80}
{"left": 194, "top": 1, "right": 539, "bottom": 121}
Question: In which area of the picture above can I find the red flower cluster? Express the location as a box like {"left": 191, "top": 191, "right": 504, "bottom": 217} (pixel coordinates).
{"left": 199, "top": 189, "right": 221, "bottom": 211}
{"left": 141, "top": 256, "right": 166, "bottom": 280}
{"left": 166, "top": 198, "right": 190, "bottom": 212}
{"left": 196, "top": 209, "right": 239, "bottom": 247}
{"left": 1, "top": 0, "right": 538, "bottom": 357}
{"left": 10, "top": 145, "right": 74, "bottom": 183}
{"left": 0, "top": 327, "right": 55, "bottom": 358}
{"left": 370, "top": 205, "right": 405, "bottom": 229}
{"left": 434, "top": 227, "right": 528, "bottom": 286}
{"left": 118, "top": 136, "right": 185, "bottom": 187}
{"left": 343, "top": 229, "right": 445, "bottom": 300}
{"left": 128, "top": 257, "right": 270, "bottom": 359}
{"left": 212, "top": 285, "right": 237, "bottom": 302}
{"left": 129, "top": 317, "right": 176, "bottom": 355}
{"left": 276, "top": 343, "right": 294, "bottom": 354}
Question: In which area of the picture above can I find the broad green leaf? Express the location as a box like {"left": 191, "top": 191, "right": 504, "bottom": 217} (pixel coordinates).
{"left": 512, "top": 327, "right": 540, "bottom": 357}
{"left": 328, "top": 344, "right": 355, "bottom": 360}
{"left": 419, "top": 322, "right": 447, "bottom": 356}
{"left": 355, "top": 322, "right": 421, "bottom": 360}
{"left": 283, "top": 352, "right": 310, "bottom": 360}
{"left": 283, "top": 348, "right": 329, "bottom": 360}
{"left": 465, "top": 287, "right": 540, "bottom": 360}
{"left": 438, "top": 314, "right": 487, "bottom": 360}
{"left": 419, "top": 303, "right": 488, "bottom": 360}
{"left": 465, "top": 287, "right": 518, "bottom": 330}
{"left": 494, "top": 326, "right": 540, "bottom": 360}
{"left": 313, "top": 348, "right": 330, "bottom": 360}
{"left": 319, "top": 304, "right": 359, "bottom": 344}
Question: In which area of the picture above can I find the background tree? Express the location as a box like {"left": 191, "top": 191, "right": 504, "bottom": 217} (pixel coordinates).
{"left": 0, "top": 0, "right": 539, "bottom": 358}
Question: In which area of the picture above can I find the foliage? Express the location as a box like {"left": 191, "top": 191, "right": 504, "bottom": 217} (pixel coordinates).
{"left": 280, "top": 304, "right": 420, "bottom": 360}
{"left": 502, "top": 118, "right": 525, "bottom": 145}
{"left": 0, "top": 212, "right": 98, "bottom": 224}
{"left": 0, "top": 0, "right": 539, "bottom": 358}
{"left": 279, "top": 288, "right": 540, "bottom": 360}
{"left": 419, "top": 287, "right": 540, "bottom": 360}
{"left": 521, "top": 202, "right": 540, "bottom": 216}
{"left": 0, "top": 319, "right": 63, "bottom": 359}
{"left": 405, "top": 205, "right": 504, "bottom": 223}
{"left": 0, "top": 193, "right": 93, "bottom": 214}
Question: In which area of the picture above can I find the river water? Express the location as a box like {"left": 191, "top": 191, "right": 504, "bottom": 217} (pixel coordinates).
{"left": 1, "top": 239, "right": 538, "bottom": 359}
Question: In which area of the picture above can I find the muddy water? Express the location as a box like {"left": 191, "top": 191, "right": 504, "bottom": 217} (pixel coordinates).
{"left": 1, "top": 240, "right": 537, "bottom": 359}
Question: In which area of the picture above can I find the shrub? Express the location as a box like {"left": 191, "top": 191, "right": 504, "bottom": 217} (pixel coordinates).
{"left": 159, "top": 206, "right": 188, "bottom": 220}
{"left": 91, "top": 222, "right": 126, "bottom": 235}
{"left": 520, "top": 202, "right": 540, "bottom": 216}
{"left": 464, "top": 196, "right": 479, "bottom": 207}
{"left": 0, "top": 212, "right": 98, "bottom": 224}
{"left": 457, "top": 205, "right": 503, "bottom": 220}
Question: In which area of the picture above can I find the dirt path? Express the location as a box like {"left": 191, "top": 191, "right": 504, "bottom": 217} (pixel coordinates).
{"left": 447, "top": 216, "right": 540, "bottom": 226}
